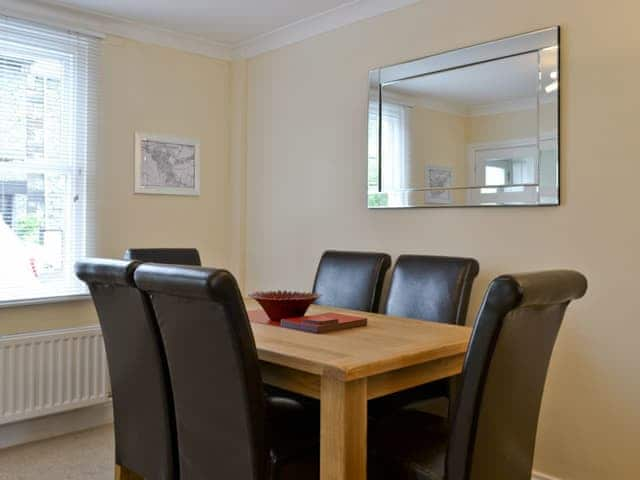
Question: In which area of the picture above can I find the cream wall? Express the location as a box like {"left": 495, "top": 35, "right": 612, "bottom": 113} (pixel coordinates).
{"left": 245, "top": 0, "right": 640, "bottom": 478}
{"left": 468, "top": 102, "right": 557, "bottom": 144}
{"left": 229, "top": 59, "right": 249, "bottom": 289}
{"left": 409, "top": 106, "right": 467, "bottom": 200}
{"left": 408, "top": 103, "right": 557, "bottom": 193}
{"left": 0, "top": 36, "right": 232, "bottom": 335}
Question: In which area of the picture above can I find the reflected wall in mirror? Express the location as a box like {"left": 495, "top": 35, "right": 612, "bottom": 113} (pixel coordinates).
{"left": 368, "top": 27, "right": 559, "bottom": 208}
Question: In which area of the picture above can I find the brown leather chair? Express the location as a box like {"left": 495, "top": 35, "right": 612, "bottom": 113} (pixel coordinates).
{"left": 382, "top": 255, "right": 479, "bottom": 325}
{"left": 370, "top": 255, "right": 479, "bottom": 415}
{"left": 312, "top": 250, "right": 391, "bottom": 312}
{"left": 124, "top": 247, "right": 201, "bottom": 266}
{"left": 279, "top": 249, "right": 391, "bottom": 410}
{"left": 134, "top": 264, "right": 320, "bottom": 480}
{"left": 126, "top": 247, "right": 312, "bottom": 412}
{"left": 369, "top": 270, "right": 587, "bottom": 480}
{"left": 75, "top": 259, "right": 177, "bottom": 480}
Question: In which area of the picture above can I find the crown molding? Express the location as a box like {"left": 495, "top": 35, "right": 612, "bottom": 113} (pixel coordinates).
{"left": 0, "top": 0, "right": 233, "bottom": 60}
{"left": 231, "top": 0, "right": 421, "bottom": 59}
{"left": 385, "top": 89, "right": 551, "bottom": 118}
{"left": 469, "top": 94, "right": 557, "bottom": 117}
{"left": 383, "top": 90, "right": 468, "bottom": 116}
{"left": 469, "top": 96, "right": 538, "bottom": 117}
{"left": 1, "top": 0, "right": 421, "bottom": 61}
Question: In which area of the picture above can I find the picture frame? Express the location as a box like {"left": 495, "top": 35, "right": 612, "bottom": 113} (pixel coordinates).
{"left": 424, "top": 165, "right": 453, "bottom": 204}
{"left": 134, "top": 132, "right": 200, "bottom": 196}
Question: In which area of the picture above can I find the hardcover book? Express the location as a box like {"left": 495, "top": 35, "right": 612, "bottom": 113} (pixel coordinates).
{"left": 248, "top": 310, "right": 367, "bottom": 333}
{"left": 280, "top": 313, "right": 367, "bottom": 333}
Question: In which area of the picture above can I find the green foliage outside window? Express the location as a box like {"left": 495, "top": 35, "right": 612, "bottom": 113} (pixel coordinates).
{"left": 368, "top": 193, "right": 388, "bottom": 207}
{"left": 15, "top": 214, "right": 43, "bottom": 244}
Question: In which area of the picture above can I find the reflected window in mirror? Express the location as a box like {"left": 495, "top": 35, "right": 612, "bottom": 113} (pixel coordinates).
{"left": 368, "top": 101, "right": 413, "bottom": 207}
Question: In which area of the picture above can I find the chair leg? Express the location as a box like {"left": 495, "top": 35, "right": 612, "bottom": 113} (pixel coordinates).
{"left": 115, "top": 464, "right": 144, "bottom": 480}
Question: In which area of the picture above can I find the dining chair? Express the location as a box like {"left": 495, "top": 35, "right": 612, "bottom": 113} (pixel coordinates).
{"left": 382, "top": 255, "right": 480, "bottom": 325}
{"left": 75, "top": 258, "right": 177, "bottom": 480}
{"left": 312, "top": 250, "right": 391, "bottom": 312}
{"left": 369, "top": 270, "right": 587, "bottom": 480}
{"left": 126, "top": 246, "right": 311, "bottom": 412}
{"left": 123, "top": 247, "right": 201, "bottom": 266}
{"left": 134, "top": 264, "right": 320, "bottom": 480}
{"left": 370, "top": 255, "right": 479, "bottom": 415}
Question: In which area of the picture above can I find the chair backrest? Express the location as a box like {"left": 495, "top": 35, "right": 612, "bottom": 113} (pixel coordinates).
{"left": 124, "top": 248, "right": 201, "bottom": 266}
{"left": 312, "top": 250, "right": 391, "bottom": 312}
{"left": 134, "top": 264, "right": 267, "bottom": 480}
{"left": 447, "top": 270, "right": 587, "bottom": 480}
{"left": 382, "top": 255, "right": 479, "bottom": 325}
{"left": 75, "top": 258, "right": 177, "bottom": 480}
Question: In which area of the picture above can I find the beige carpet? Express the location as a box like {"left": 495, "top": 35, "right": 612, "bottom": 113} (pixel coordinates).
{"left": 0, "top": 425, "right": 114, "bottom": 480}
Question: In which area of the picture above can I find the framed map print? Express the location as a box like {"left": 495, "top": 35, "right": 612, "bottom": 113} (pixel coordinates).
{"left": 424, "top": 165, "right": 453, "bottom": 204}
{"left": 134, "top": 133, "right": 200, "bottom": 196}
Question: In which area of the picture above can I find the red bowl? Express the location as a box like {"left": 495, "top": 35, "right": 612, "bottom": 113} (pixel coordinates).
{"left": 249, "top": 291, "right": 319, "bottom": 322}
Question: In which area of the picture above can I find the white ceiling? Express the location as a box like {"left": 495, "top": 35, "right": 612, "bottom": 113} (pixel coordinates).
{"left": 38, "top": 0, "right": 354, "bottom": 44}
{"left": 385, "top": 52, "right": 558, "bottom": 114}
{"left": 0, "top": 0, "right": 419, "bottom": 58}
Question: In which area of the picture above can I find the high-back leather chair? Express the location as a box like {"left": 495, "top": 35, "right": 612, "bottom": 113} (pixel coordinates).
{"left": 134, "top": 264, "right": 319, "bottom": 480}
{"left": 383, "top": 255, "right": 479, "bottom": 325}
{"left": 75, "top": 259, "right": 176, "bottom": 480}
{"left": 370, "top": 270, "right": 588, "bottom": 480}
{"left": 370, "top": 255, "right": 479, "bottom": 415}
{"left": 312, "top": 250, "right": 391, "bottom": 312}
{"left": 124, "top": 247, "right": 201, "bottom": 266}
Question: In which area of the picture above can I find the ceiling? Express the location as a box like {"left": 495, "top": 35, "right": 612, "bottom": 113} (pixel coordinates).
{"left": 37, "top": 0, "right": 363, "bottom": 45}
{"left": 385, "top": 51, "right": 558, "bottom": 114}
{"left": 0, "top": 0, "right": 422, "bottom": 58}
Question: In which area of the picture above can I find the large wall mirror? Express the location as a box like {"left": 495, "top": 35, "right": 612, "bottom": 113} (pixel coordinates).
{"left": 368, "top": 27, "right": 559, "bottom": 208}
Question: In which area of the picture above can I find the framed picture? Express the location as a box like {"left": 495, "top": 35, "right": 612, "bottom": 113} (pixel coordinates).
{"left": 425, "top": 165, "right": 453, "bottom": 204}
{"left": 134, "top": 133, "right": 200, "bottom": 196}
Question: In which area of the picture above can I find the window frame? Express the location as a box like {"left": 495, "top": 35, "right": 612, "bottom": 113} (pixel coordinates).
{"left": 0, "top": 19, "right": 96, "bottom": 307}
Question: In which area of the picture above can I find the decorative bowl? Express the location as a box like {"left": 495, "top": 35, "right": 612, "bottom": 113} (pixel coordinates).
{"left": 249, "top": 291, "right": 319, "bottom": 322}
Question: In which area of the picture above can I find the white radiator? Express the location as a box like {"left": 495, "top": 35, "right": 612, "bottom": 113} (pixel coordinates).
{"left": 0, "top": 326, "right": 111, "bottom": 425}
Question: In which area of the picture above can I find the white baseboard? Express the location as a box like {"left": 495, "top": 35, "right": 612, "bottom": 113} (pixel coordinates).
{"left": 533, "top": 471, "right": 562, "bottom": 480}
{"left": 0, "top": 401, "right": 113, "bottom": 450}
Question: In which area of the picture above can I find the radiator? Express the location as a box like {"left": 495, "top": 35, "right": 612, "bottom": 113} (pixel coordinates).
{"left": 0, "top": 326, "right": 111, "bottom": 425}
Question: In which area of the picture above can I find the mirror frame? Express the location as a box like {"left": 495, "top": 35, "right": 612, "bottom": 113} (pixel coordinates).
{"left": 367, "top": 26, "right": 560, "bottom": 209}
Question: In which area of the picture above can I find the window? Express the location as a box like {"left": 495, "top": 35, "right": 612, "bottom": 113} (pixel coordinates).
{"left": 0, "top": 16, "right": 98, "bottom": 305}
{"left": 469, "top": 143, "right": 540, "bottom": 204}
{"left": 368, "top": 101, "right": 412, "bottom": 207}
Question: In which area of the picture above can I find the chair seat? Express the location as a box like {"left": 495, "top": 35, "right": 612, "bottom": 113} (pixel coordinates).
{"left": 369, "top": 410, "right": 448, "bottom": 480}
{"left": 265, "top": 385, "right": 319, "bottom": 409}
{"left": 266, "top": 396, "right": 320, "bottom": 479}
{"left": 368, "top": 379, "right": 448, "bottom": 419}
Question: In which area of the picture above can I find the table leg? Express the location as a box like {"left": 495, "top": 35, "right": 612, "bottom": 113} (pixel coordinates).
{"left": 114, "top": 465, "right": 143, "bottom": 480}
{"left": 320, "top": 376, "right": 367, "bottom": 480}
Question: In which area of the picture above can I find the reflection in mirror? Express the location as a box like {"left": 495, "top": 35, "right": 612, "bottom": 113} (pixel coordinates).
{"left": 368, "top": 27, "right": 559, "bottom": 208}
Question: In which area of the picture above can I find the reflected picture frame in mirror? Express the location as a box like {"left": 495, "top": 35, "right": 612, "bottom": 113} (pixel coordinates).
{"left": 367, "top": 27, "right": 560, "bottom": 208}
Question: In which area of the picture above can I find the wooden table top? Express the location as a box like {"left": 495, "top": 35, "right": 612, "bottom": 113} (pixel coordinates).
{"left": 245, "top": 298, "right": 471, "bottom": 382}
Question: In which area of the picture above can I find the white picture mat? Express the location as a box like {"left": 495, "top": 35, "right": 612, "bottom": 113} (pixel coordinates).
{"left": 134, "top": 132, "right": 200, "bottom": 196}
{"left": 424, "top": 165, "right": 453, "bottom": 204}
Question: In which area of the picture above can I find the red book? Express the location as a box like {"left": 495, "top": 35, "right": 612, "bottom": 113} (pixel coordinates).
{"left": 281, "top": 313, "right": 367, "bottom": 333}
{"left": 248, "top": 310, "right": 367, "bottom": 333}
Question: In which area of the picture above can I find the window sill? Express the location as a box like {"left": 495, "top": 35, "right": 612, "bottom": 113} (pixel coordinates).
{"left": 0, "top": 294, "right": 91, "bottom": 309}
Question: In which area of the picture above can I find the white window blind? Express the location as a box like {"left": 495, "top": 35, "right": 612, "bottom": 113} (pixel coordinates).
{"left": 0, "top": 16, "right": 98, "bottom": 305}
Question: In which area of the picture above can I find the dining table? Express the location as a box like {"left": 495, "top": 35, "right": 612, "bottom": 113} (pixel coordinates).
{"left": 245, "top": 297, "right": 472, "bottom": 480}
